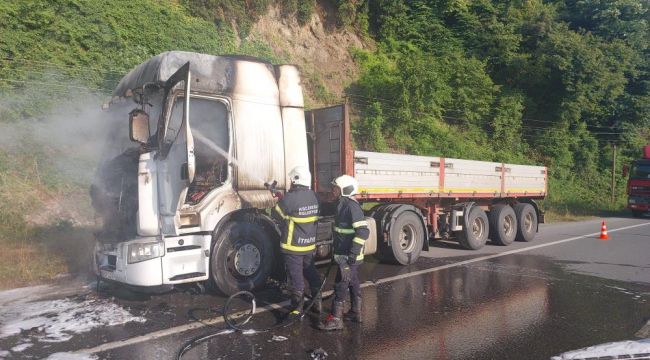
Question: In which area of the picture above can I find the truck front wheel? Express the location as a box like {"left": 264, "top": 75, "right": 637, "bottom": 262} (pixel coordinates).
{"left": 458, "top": 206, "right": 489, "bottom": 250}
{"left": 210, "top": 221, "right": 274, "bottom": 296}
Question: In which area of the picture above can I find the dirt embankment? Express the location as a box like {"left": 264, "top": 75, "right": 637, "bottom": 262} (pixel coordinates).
{"left": 248, "top": 3, "right": 372, "bottom": 107}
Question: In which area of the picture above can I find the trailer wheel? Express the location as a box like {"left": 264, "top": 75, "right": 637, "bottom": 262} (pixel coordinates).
{"left": 380, "top": 211, "right": 424, "bottom": 265}
{"left": 513, "top": 203, "right": 537, "bottom": 242}
{"left": 210, "top": 221, "right": 274, "bottom": 296}
{"left": 488, "top": 204, "right": 517, "bottom": 246}
{"left": 458, "top": 206, "right": 489, "bottom": 250}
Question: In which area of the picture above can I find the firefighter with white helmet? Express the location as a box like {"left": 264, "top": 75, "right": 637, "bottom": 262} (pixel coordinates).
{"left": 272, "top": 166, "right": 322, "bottom": 318}
{"left": 319, "top": 174, "right": 368, "bottom": 330}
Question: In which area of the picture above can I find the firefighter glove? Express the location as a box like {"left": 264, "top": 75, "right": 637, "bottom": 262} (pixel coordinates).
{"left": 339, "top": 263, "right": 351, "bottom": 283}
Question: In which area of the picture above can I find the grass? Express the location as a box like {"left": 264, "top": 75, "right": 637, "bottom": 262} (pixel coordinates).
{"left": 0, "top": 148, "right": 96, "bottom": 290}
{"left": 0, "top": 243, "right": 67, "bottom": 290}
{"left": 0, "top": 222, "right": 96, "bottom": 290}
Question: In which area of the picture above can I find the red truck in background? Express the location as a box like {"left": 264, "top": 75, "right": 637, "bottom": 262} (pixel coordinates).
{"left": 627, "top": 145, "right": 650, "bottom": 217}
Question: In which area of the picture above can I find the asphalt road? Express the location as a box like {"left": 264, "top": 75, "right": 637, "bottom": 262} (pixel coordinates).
{"left": 1, "top": 216, "right": 649, "bottom": 360}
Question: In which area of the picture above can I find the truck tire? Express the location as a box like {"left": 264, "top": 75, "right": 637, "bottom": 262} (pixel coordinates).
{"left": 458, "top": 206, "right": 489, "bottom": 250}
{"left": 513, "top": 203, "right": 537, "bottom": 242}
{"left": 488, "top": 204, "right": 517, "bottom": 246}
{"left": 379, "top": 211, "right": 424, "bottom": 265}
{"left": 632, "top": 210, "right": 645, "bottom": 218}
{"left": 210, "top": 221, "right": 274, "bottom": 296}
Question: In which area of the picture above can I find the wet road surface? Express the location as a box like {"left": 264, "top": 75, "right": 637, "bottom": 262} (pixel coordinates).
{"left": 1, "top": 217, "right": 649, "bottom": 359}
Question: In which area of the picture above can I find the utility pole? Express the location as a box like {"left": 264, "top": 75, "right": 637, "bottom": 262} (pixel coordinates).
{"left": 611, "top": 143, "right": 617, "bottom": 203}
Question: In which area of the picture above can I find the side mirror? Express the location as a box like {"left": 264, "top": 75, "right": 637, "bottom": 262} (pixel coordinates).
{"left": 129, "top": 109, "right": 150, "bottom": 144}
{"left": 622, "top": 164, "right": 629, "bottom": 178}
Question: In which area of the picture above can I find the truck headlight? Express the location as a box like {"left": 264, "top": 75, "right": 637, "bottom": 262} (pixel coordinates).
{"left": 128, "top": 242, "right": 164, "bottom": 263}
{"left": 629, "top": 199, "right": 636, "bottom": 204}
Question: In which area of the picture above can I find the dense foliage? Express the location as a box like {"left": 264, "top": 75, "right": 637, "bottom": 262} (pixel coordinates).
{"left": 348, "top": 0, "right": 649, "bottom": 212}
{"left": 0, "top": 0, "right": 648, "bottom": 232}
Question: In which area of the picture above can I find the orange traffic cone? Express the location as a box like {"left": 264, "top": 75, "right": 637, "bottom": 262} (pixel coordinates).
{"left": 599, "top": 220, "right": 609, "bottom": 240}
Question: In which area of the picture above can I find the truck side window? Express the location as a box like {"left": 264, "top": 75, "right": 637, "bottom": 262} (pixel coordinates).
{"left": 169, "top": 97, "right": 230, "bottom": 204}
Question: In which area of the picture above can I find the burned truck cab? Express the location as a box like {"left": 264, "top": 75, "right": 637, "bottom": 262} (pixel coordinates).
{"left": 93, "top": 51, "right": 309, "bottom": 293}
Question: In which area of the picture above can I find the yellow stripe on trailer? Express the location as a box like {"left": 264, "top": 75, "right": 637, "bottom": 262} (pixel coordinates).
{"left": 358, "top": 187, "right": 439, "bottom": 194}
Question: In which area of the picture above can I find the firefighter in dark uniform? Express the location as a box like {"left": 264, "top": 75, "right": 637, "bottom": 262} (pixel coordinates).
{"left": 320, "top": 174, "right": 369, "bottom": 331}
{"left": 272, "top": 166, "right": 322, "bottom": 318}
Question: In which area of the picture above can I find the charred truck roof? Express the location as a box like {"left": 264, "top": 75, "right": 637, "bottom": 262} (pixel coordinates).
{"left": 112, "top": 51, "right": 278, "bottom": 99}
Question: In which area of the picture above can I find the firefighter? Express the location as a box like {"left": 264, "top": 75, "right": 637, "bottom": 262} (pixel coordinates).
{"left": 319, "top": 174, "right": 369, "bottom": 331}
{"left": 272, "top": 166, "right": 322, "bottom": 318}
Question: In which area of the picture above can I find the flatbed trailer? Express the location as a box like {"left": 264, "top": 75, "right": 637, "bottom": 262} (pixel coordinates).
{"left": 306, "top": 105, "right": 546, "bottom": 264}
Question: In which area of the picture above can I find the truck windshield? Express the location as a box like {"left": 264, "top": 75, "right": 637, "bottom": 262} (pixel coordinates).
{"left": 631, "top": 164, "right": 650, "bottom": 179}
{"left": 169, "top": 97, "right": 230, "bottom": 204}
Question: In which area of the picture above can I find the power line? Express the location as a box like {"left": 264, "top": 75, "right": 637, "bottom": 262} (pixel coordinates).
{"left": 0, "top": 78, "right": 109, "bottom": 94}
{"left": 346, "top": 93, "right": 636, "bottom": 132}
{"left": 0, "top": 67, "right": 118, "bottom": 88}
{"left": 0, "top": 57, "right": 128, "bottom": 75}
{"left": 346, "top": 97, "right": 637, "bottom": 137}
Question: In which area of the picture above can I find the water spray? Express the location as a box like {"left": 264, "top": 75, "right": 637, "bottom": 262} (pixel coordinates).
{"left": 192, "top": 130, "right": 268, "bottom": 185}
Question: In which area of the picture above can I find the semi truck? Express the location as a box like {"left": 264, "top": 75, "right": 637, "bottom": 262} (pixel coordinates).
{"left": 626, "top": 145, "right": 650, "bottom": 217}
{"left": 92, "top": 51, "right": 547, "bottom": 295}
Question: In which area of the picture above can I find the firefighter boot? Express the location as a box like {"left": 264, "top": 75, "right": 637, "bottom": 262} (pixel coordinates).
{"left": 318, "top": 301, "right": 344, "bottom": 331}
{"left": 344, "top": 296, "right": 362, "bottom": 323}
{"left": 308, "top": 287, "right": 322, "bottom": 314}
{"left": 288, "top": 291, "right": 304, "bottom": 320}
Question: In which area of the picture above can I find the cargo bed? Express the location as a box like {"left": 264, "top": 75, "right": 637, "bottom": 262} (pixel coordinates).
{"left": 353, "top": 151, "right": 547, "bottom": 200}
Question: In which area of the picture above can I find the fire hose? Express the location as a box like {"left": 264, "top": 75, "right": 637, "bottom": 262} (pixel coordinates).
{"left": 176, "top": 260, "right": 335, "bottom": 360}
{"left": 177, "top": 179, "right": 334, "bottom": 359}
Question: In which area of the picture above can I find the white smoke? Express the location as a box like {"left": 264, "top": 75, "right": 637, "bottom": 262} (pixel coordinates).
{"left": 0, "top": 81, "right": 134, "bottom": 186}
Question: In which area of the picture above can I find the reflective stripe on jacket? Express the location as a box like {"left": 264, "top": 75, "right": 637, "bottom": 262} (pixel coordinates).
{"left": 333, "top": 197, "right": 369, "bottom": 261}
{"left": 273, "top": 186, "right": 320, "bottom": 254}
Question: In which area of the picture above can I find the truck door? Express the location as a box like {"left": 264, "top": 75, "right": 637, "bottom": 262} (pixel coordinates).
{"left": 157, "top": 62, "right": 195, "bottom": 235}
{"left": 305, "top": 104, "right": 352, "bottom": 202}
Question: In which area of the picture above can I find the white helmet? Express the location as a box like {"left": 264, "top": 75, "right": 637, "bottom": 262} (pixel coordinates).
{"left": 331, "top": 175, "right": 358, "bottom": 197}
{"left": 289, "top": 166, "right": 311, "bottom": 188}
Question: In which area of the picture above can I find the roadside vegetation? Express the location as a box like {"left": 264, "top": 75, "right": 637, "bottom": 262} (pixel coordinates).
{"left": 0, "top": 0, "right": 648, "bottom": 288}
{"left": 346, "top": 0, "right": 648, "bottom": 221}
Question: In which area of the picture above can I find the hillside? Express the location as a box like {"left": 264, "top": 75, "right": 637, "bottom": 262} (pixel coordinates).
{"left": 0, "top": 0, "right": 648, "bottom": 288}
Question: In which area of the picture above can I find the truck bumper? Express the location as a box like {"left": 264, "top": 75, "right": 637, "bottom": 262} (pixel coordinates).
{"left": 628, "top": 197, "right": 650, "bottom": 213}
{"left": 94, "top": 234, "right": 212, "bottom": 287}
{"left": 628, "top": 204, "right": 649, "bottom": 212}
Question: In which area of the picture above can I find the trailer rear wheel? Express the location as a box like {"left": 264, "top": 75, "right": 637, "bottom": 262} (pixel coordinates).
{"left": 458, "top": 206, "right": 489, "bottom": 250}
{"left": 513, "top": 203, "right": 537, "bottom": 242}
{"left": 380, "top": 211, "right": 424, "bottom": 265}
{"left": 488, "top": 204, "right": 517, "bottom": 246}
{"left": 210, "top": 221, "right": 273, "bottom": 296}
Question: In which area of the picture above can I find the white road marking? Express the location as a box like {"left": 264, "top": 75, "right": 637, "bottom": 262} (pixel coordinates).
{"left": 636, "top": 319, "right": 650, "bottom": 338}
{"left": 75, "top": 221, "right": 650, "bottom": 355}
{"left": 372, "top": 222, "right": 650, "bottom": 286}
